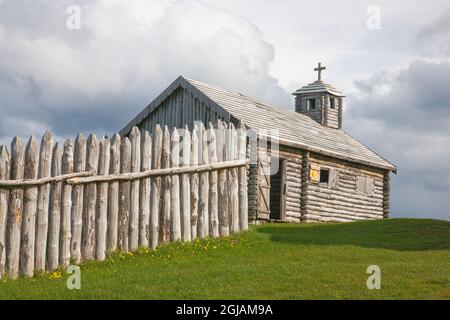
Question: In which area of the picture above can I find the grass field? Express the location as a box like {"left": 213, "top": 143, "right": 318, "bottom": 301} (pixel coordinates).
{"left": 0, "top": 218, "right": 449, "bottom": 300}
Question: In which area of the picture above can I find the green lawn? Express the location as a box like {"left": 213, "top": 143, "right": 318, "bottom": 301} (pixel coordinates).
{"left": 1, "top": 218, "right": 449, "bottom": 300}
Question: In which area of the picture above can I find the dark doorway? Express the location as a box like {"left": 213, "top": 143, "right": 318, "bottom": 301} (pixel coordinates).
{"left": 270, "top": 157, "right": 287, "bottom": 221}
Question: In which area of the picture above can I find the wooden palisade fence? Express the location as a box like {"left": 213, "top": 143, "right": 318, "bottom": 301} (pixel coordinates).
{"left": 0, "top": 120, "right": 248, "bottom": 279}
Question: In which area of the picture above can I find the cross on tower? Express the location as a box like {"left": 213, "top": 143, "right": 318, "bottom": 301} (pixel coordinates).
{"left": 314, "top": 62, "right": 326, "bottom": 81}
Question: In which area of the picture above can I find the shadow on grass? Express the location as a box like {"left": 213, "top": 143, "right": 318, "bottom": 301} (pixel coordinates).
{"left": 256, "top": 218, "right": 450, "bottom": 251}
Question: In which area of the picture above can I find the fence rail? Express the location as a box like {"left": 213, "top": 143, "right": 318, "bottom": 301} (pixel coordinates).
{"left": 0, "top": 120, "right": 248, "bottom": 279}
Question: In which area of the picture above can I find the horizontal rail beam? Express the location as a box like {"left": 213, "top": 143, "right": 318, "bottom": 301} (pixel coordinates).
{"left": 0, "top": 171, "right": 95, "bottom": 188}
{"left": 66, "top": 159, "right": 250, "bottom": 185}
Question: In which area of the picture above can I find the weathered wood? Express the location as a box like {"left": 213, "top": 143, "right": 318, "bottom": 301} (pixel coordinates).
{"left": 383, "top": 172, "right": 390, "bottom": 218}
{"left": 237, "top": 121, "right": 248, "bottom": 231}
{"left": 19, "top": 136, "right": 39, "bottom": 276}
{"left": 300, "top": 151, "right": 309, "bottom": 220}
{"left": 170, "top": 128, "right": 181, "bottom": 242}
{"left": 60, "top": 139, "right": 73, "bottom": 267}
{"left": 47, "top": 142, "right": 62, "bottom": 271}
{"left": 0, "top": 171, "right": 93, "bottom": 187}
{"left": 82, "top": 134, "right": 99, "bottom": 261}
{"left": 107, "top": 133, "right": 120, "bottom": 252}
{"left": 71, "top": 133, "right": 86, "bottom": 263}
{"left": 228, "top": 123, "right": 239, "bottom": 233}
{"left": 181, "top": 126, "right": 191, "bottom": 242}
{"left": 66, "top": 160, "right": 247, "bottom": 184}
{"left": 190, "top": 124, "right": 199, "bottom": 240}
{"left": 208, "top": 123, "right": 219, "bottom": 238}
{"left": 139, "top": 131, "right": 151, "bottom": 247}
{"left": 0, "top": 146, "right": 9, "bottom": 278}
{"left": 118, "top": 137, "right": 131, "bottom": 251}
{"left": 217, "top": 121, "right": 229, "bottom": 236}
{"left": 35, "top": 131, "right": 52, "bottom": 272}
{"left": 96, "top": 137, "right": 110, "bottom": 261}
{"left": 6, "top": 137, "right": 24, "bottom": 278}
{"left": 129, "top": 127, "right": 141, "bottom": 251}
{"left": 198, "top": 123, "right": 209, "bottom": 239}
{"left": 160, "top": 126, "right": 171, "bottom": 244}
{"left": 150, "top": 125, "right": 163, "bottom": 249}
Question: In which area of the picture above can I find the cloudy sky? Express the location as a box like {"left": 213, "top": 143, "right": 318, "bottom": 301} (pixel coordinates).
{"left": 0, "top": 0, "right": 449, "bottom": 220}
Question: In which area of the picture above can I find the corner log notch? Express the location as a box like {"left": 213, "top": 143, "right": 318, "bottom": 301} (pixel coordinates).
{"left": 300, "top": 151, "right": 310, "bottom": 221}
{"left": 383, "top": 171, "right": 391, "bottom": 218}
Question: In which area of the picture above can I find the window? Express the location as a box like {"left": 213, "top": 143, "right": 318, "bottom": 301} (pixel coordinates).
{"left": 330, "top": 98, "right": 336, "bottom": 109}
{"left": 320, "top": 169, "right": 329, "bottom": 184}
{"left": 356, "top": 176, "right": 374, "bottom": 194}
{"left": 307, "top": 98, "right": 316, "bottom": 110}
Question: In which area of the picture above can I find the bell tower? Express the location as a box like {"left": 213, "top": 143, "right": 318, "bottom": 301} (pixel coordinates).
{"left": 292, "top": 63, "right": 345, "bottom": 129}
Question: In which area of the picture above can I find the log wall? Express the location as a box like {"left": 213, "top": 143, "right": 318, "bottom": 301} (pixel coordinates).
{"left": 304, "top": 153, "right": 387, "bottom": 223}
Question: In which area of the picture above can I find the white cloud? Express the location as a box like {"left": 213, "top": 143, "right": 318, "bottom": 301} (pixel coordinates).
{"left": 0, "top": 0, "right": 288, "bottom": 143}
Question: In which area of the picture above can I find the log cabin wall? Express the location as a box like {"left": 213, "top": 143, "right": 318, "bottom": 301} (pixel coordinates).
{"left": 305, "top": 153, "right": 387, "bottom": 222}
{"left": 247, "top": 143, "right": 303, "bottom": 224}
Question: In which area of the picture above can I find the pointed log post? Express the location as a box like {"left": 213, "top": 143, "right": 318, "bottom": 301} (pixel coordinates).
{"left": 217, "top": 121, "right": 229, "bottom": 237}
{"left": 81, "top": 134, "right": 99, "bottom": 261}
{"left": 170, "top": 128, "right": 181, "bottom": 242}
{"left": 96, "top": 136, "right": 110, "bottom": 261}
{"left": 238, "top": 121, "right": 248, "bottom": 231}
{"left": 198, "top": 123, "right": 209, "bottom": 239}
{"left": 6, "top": 137, "right": 24, "bottom": 279}
{"left": 60, "top": 139, "right": 73, "bottom": 267}
{"left": 181, "top": 126, "right": 191, "bottom": 242}
{"left": 20, "top": 136, "right": 39, "bottom": 276}
{"left": 150, "top": 125, "right": 163, "bottom": 249}
{"left": 160, "top": 126, "right": 171, "bottom": 244}
{"left": 35, "top": 131, "right": 52, "bottom": 272}
{"left": 107, "top": 134, "right": 120, "bottom": 252}
{"left": 208, "top": 123, "right": 219, "bottom": 238}
{"left": 0, "top": 146, "right": 9, "bottom": 278}
{"left": 139, "top": 131, "right": 151, "bottom": 247}
{"left": 47, "top": 142, "right": 63, "bottom": 271}
{"left": 71, "top": 133, "right": 86, "bottom": 263}
{"left": 118, "top": 137, "right": 131, "bottom": 251}
{"left": 228, "top": 123, "right": 239, "bottom": 233}
{"left": 129, "top": 127, "right": 141, "bottom": 251}
{"left": 190, "top": 124, "right": 199, "bottom": 240}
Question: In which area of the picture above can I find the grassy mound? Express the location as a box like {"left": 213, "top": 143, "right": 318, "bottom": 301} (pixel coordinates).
{"left": 0, "top": 218, "right": 449, "bottom": 299}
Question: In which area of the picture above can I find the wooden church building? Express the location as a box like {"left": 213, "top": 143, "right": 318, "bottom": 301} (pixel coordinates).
{"left": 120, "top": 64, "right": 396, "bottom": 224}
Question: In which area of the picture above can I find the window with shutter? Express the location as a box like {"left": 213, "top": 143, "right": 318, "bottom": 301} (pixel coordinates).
{"left": 356, "top": 176, "right": 374, "bottom": 194}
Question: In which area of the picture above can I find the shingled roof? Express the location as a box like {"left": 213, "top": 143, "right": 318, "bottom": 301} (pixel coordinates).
{"left": 121, "top": 76, "right": 396, "bottom": 172}
{"left": 292, "top": 80, "right": 345, "bottom": 97}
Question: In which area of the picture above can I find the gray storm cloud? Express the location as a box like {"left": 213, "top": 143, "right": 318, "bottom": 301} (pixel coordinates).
{"left": 0, "top": 0, "right": 289, "bottom": 145}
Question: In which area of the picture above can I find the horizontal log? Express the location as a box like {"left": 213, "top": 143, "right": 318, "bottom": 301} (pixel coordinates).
{"left": 67, "top": 159, "right": 250, "bottom": 185}
{"left": 0, "top": 171, "right": 94, "bottom": 188}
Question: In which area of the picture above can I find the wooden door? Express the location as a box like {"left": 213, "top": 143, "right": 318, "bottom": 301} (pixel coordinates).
{"left": 257, "top": 144, "right": 271, "bottom": 220}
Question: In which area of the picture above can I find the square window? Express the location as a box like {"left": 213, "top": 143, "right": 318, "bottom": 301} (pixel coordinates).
{"left": 307, "top": 98, "right": 316, "bottom": 110}
{"left": 320, "top": 169, "right": 329, "bottom": 183}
